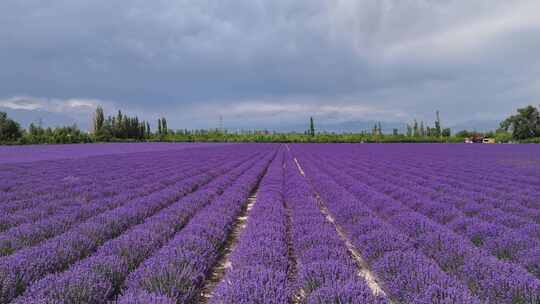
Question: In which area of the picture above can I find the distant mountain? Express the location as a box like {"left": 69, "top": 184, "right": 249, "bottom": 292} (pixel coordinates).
{"left": 227, "top": 119, "right": 499, "bottom": 134}
{"left": 224, "top": 119, "right": 408, "bottom": 134}
{"left": 448, "top": 120, "right": 500, "bottom": 133}
{"left": 0, "top": 107, "right": 90, "bottom": 130}
{"left": 2, "top": 106, "right": 501, "bottom": 134}
{"left": 315, "top": 120, "right": 408, "bottom": 134}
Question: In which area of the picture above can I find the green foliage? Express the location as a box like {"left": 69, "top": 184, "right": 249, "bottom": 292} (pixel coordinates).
{"left": 309, "top": 117, "right": 315, "bottom": 136}
{"left": 151, "top": 129, "right": 453, "bottom": 143}
{"left": 93, "top": 108, "right": 149, "bottom": 141}
{"left": 434, "top": 110, "right": 442, "bottom": 137}
{"left": 1, "top": 106, "right": 539, "bottom": 145}
{"left": 441, "top": 128, "right": 451, "bottom": 137}
{"left": 521, "top": 137, "right": 540, "bottom": 143}
{"left": 500, "top": 105, "right": 540, "bottom": 140}
{"left": 0, "top": 112, "right": 22, "bottom": 142}
{"left": 162, "top": 117, "right": 168, "bottom": 135}
{"left": 93, "top": 106, "right": 105, "bottom": 134}
{"left": 22, "top": 124, "right": 92, "bottom": 144}
{"left": 493, "top": 130, "right": 513, "bottom": 143}
{"left": 157, "top": 117, "right": 168, "bottom": 137}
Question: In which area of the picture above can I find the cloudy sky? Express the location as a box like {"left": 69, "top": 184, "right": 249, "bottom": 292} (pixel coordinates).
{"left": 1, "top": 0, "right": 539, "bottom": 130}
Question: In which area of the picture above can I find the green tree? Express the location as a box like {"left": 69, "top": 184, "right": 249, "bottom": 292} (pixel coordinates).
{"left": 442, "top": 128, "right": 451, "bottom": 137}
{"left": 434, "top": 110, "right": 442, "bottom": 138}
{"left": 413, "top": 119, "right": 419, "bottom": 137}
{"left": 93, "top": 106, "right": 105, "bottom": 135}
{"left": 116, "top": 110, "right": 124, "bottom": 138}
{"left": 162, "top": 117, "right": 168, "bottom": 135}
{"left": 309, "top": 117, "right": 315, "bottom": 136}
{"left": 500, "top": 105, "right": 540, "bottom": 140}
{"left": 0, "top": 112, "right": 22, "bottom": 142}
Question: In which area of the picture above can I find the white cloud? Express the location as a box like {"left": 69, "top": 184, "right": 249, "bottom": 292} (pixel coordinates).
{"left": 0, "top": 96, "right": 112, "bottom": 115}
{"left": 0, "top": 97, "right": 43, "bottom": 111}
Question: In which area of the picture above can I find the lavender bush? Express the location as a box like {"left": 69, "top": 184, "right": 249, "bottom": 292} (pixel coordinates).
{"left": 1, "top": 143, "right": 539, "bottom": 303}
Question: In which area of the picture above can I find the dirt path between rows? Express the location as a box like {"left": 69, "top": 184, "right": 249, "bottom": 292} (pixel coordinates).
{"left": 291, "top": 152, "right": 393, "bottom": 302}
{"left": 198, "top": 179, "right": 262, "bottom": 303}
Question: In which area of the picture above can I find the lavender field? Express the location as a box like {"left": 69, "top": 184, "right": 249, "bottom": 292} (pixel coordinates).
{"left": 0, "top": 143, "right": 539, "bottom": 303}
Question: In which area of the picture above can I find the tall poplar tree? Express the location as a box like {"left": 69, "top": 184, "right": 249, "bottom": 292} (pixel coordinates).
{"left": 162, "top": 117, "right": 168, "bottom": 135}
{"left": 434, "top": 110, "right": 442, "bottom": 138}
{"left": 93, "top": 106, "right": 105, "bottom": 135}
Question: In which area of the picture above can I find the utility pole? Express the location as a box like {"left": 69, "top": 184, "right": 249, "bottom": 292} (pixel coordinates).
{"left": 436, "top": 110, "right": 442, "bottom": 139}
{"left": 219, "top": 115, "right": 223, "bottom": 132}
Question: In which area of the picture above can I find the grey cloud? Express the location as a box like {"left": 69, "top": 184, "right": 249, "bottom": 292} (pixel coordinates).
{"left": 1, "top": 0, "right": 539, "bottom": 129}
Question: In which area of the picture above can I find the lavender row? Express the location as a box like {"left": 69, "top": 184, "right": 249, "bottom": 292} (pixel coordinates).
{"left": 324, "top": 151, "right": 540, "bottom": 222}
{"left": 15, "top": 151, "right": 268, "bottom": 304}
{"left": 0, "top": 148, "right": 267, "bottom": 303}
{"left": 400, "top": 156, "right": 540, "bottom": 201}
{"left": 355, "top": 161, "right": 540, "bottom": 269}
{"left": 302, "top": 150, "right": 540, "bottom": 244}
{"left": 301, "top": 144, "right": 540, "bottom": 209}
{"left": 315, "top": 153, "right": 540, "bottom": 247}
{"left": 0, "top": 163, "right": 180, "bottom": 232}
{"left": 0, "top": 151, "right": 236, "bottom": 257}
{"left": 0, "top": 159, "right": 160, "bottom": 211}
{"left": 116, "top": 151, "right": 274, "bottom": 303}
{"left": 320, "top": 154, "right": 540, "bottom": 276}
{"left": 377, "top": 173, "right": 540, "bottom": 278}
{"left": 0, "top": 156, "right": 134, "bottom": 203}
{"left": 370, "top": 156, "right": 540, "bottom": 214}
{"left": 0, "top": 142, "right": 215, "bottom": 164}
{"left": 0, "top": 145, "right": 206, "bottom": 205}
{"left": 282, "top": 155, "right": 388, "bottom": 303}
{"left": 0, "top": 150, "right": 185, "bottom": 210}
{"left": 379, "top": 168, "right": 540, "bottom": 230}
{"left": 356, "top": 148, "right": 540, "bottom": 209}
{"left": 0, "top": 167, "right": 215, "bottom": 303}
{"left": 0, "top": 153, "right": 193, "bottom": 217}
{"left": 297, "top": 156, "right": 479, "bottom": 303}
{"left": 0, "top": 147, "right": 226, "bottom": 233}
{"left": 302, "top": 150, "right": 540, "bottom": 301}
{"left": 298, "top": 152, "right": 540, "bottom": 303}
{"left": 209, "top": 149, "right": 290, "bottom": 303}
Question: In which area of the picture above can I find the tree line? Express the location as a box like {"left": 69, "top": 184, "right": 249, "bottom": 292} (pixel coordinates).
{"left": 93, "top": 107, "right": 150, "bottom": 141}
{"left": 403, "top": 111, "right": 451, "bottom": 138}
{"left": 1, "top": 112, "right": 91, "bottom": 144}
{"left": 1, "top": 104, "right": 540, "bottom": 144}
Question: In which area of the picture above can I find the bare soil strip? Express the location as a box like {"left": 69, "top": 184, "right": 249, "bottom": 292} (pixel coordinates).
{"left": 315, "top": 193, "right": 389, "bottom": 297}
{"left": 284, "top": 200, "right": 302, "bottom": 303}
{"left": 293, "top": 157, "right": 305, "bottom": 176}
{"left": 284, "top": 201, "right": 298, "bottom": 282}
{"left": 198, "top": 186, "right": 260, "bottom": 304}
{"left": 199, "top": 151, "right": 278, "bottom": 303}
{"left": 292, "top": 156, "right": 393, "bottom": 302}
